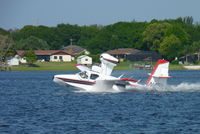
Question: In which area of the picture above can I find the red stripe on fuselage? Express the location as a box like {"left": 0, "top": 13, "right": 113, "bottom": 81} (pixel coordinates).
{"left": 56, "top": 77, "right": 96, "bottom": 85}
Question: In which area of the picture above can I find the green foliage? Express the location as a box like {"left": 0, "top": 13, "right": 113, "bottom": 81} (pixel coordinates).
{"left": 16, "top": 36, "right": 49, "bottom": 50}
{"left": 165, "top": 24, "right": 190, "bottom": 45}
{"left": 24, "top": 49, "right": 37, "bottom": 64}
{"left": 191, "top": 41, "right": 200, "bottom": 53}
{"left": 171, "top": 60, "right": 179, "bottom": 65}
{"left": 182, "top": 16, "right": 193, "bottom": 25}
{"left": 142, "top": 22, "right": 171, "bottom": 51}
{"left": 86, "top": 22, "right": 147, "bottom": 54}
{"left": 159, "top": 35, "right": 182, "bottom": 60}
{"left": 74, "top": 51, "right": 86, "bottom": 59}
{"left": 0, "top": 34, "right": 13, "bottom": 61}
{"left": 0, "top": 28, "right": 9, "bottom": 35}
{"left": 5, "top": 47, "right": 16, "bottom": 57}
{"left": 89, "top": 54, "right": 100, "bottom": 63}
{"left": 1, "top": 17, "right": 200, "bottom": 60}
{"left": 78, "top": 25, "right": 101, "bottom": 46}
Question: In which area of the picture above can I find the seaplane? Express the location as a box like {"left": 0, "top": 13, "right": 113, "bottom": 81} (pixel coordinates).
{"left": 53, "top": 53, "right": 171, "bottom": 92}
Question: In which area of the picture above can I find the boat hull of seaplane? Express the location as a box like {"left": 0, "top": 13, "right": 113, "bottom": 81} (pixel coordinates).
{"left": 53, "top": 74, "right": 95, "bottom": 90}
{"left": 53, "top": 74, "right": 128, "bottom": 91}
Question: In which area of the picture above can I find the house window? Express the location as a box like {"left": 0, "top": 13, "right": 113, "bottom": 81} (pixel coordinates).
{"left": 59, "top": 56, "right": 63, "bottom": 61}
{"left": 85, "top": 58, "right": 88, "bottom": 61}
{"left": 54, "top": 56, "right": 57, "bottom": 59}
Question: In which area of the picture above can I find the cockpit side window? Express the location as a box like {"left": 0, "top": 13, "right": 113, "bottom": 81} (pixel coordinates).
{"left": 90, "top": 74, "right": 99, "bottom": 80}
{"left": 79, "top": 71, "right": 88, "bottom": 79}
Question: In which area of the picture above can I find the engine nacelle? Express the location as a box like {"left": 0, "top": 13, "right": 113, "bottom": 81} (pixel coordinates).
{"left": 100, "top": 53, "right": 119, "bottom": 76}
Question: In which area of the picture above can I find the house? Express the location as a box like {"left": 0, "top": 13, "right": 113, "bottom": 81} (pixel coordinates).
{"left": 63, "top": 45, "right": 90, "bottom": 55}
{"left": 7, "top": 56, "right": 19, "bottom": 66}
{"left": 77, "top": 55, "right": 92, "bottom": 65}
{"left": 127, "top": 51, "right": 162, "bottom": 62}
{"left": 35, "top": 50, "right": 73, "bottom": 62}
{"left": 179, "top": 52, "right": 200, "bottom": 64}
{"left": 16, "top": 50, "right": 74, "bottom": 62}
{"left": 16, "top": 50, "right": 27, "bottom": 63}
{"left": 106, "top": 48, "right": 140, "bottom": 60}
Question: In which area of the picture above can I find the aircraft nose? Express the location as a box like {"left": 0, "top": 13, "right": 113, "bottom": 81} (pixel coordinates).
{"left": 52, "top": 75, "right": 55, "bottom": 81}
{"left": 52, "top": 75, "right": 58, "bottom": 82}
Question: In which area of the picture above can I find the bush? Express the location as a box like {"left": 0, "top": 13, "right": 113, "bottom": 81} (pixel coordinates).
{"left": 171, "top": 60, "right": 179, "bottom": 64}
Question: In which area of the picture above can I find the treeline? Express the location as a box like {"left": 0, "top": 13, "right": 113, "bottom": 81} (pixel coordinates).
{"left": 1, "top": 16, "right": 200, "bottom": 61}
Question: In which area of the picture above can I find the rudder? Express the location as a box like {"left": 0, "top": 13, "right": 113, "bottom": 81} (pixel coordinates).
{"left": 146, "top": 59, "right": 170, "bottom": 88}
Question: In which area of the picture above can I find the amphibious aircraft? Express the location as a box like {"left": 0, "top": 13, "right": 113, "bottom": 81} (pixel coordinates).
{"left": 53, "top": 53, "right": 171, "bottom": 92}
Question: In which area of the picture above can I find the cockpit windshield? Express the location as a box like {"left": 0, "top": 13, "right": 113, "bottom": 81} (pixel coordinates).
{"left": 79, "top": 71, "right": 88, "bottom": 79}
{"left": 90, "top": 74, "right": 99, "bottom": 80}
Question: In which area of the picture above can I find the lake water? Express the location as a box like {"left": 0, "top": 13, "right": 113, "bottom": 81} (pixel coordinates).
{"left": 0, "top": 70, "right": 200, "bottom": 134}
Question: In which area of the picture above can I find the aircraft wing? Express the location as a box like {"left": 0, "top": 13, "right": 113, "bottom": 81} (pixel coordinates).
{"left": 74, "top": 64, "right": 90, "bottom": 71}
{"left": 95, "top": 77, "right": 139, "bottom": 90}
{"left": 104, "top": 77, "right": 138, "bottom": 86}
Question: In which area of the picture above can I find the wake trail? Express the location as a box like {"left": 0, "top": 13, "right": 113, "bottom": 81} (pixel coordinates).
{"left": 72, "top": 82, "right": 200, "bottom": 93}
{"left": 166, "top": 82, "right": 200, "bottom": 92}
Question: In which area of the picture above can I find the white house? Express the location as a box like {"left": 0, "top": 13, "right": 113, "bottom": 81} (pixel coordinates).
{"left": 49, "top": 51, "right": 72, "bottom": 62}
{"left": 7, "top": 56, "right": 19, "bottom": 66}
{"left": 77, "top": 55, "right": 92, "bottom": 65}
{"left": 16, "top": 50, "right": 74, "bottom": 62}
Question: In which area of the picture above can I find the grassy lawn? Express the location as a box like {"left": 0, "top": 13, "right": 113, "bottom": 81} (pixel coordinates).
{"left": 116, "top": 61, "right": 185, "bottom": 70}
{"left": 115, "top": 61, "right": 138, "bottom": 70}
{"left": 169, "top": 64, "right": 185, "bottom": 70}
{"left": 11, "top": 61, "right": 185, "bottom": 71}
{"left": 12, "top": 61, "right": 77, "bottom": 71}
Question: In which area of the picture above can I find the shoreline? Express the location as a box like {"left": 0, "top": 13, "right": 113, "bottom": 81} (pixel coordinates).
{"left": 6, "top": 65, "right": 189, "bottom": 71}
{"left": 183, "top": 65, "right": 200, "bottom": 70}
{"left": 3, "top": 61, "right": 199, "bottom": 71}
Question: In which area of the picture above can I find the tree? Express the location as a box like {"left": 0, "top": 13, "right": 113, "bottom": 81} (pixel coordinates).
{"left": 165, "top": 24, "right": 190, "bottom": 45}
{"left": 0, "top": 28, "right": 9, "bottom": 35}
{"left": 78, "top": 25, "right": 101, "bottom": 46}
{"left": 24, "top": 49, "right": 37, "bottom": 65}
{"left": 182, "top": 16, "right": 193, "bottom": 25}
{"left": 142, "top": 23, "right": 171, "bottom": 51}
{"left": 192, "top": 41, "right": 200, "bottom": 61}
{"left": 183, "top": 41, "right": 200, "bottom": 62}
{"left": 16, "top": 36, "right": 49, "bottom": 50}
{"left": 159, "top": 35, "right": 182, "bottom": 60}
{"left": 5, "top": 17, "right": 200, "bottom": 59}
{"left": 0, "top": 35, "right": 13, "bottom": 62}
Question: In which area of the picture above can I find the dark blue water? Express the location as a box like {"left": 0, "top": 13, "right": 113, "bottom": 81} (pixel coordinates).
{"left": 0, "top": 70, "right": 200, "bottom": 134}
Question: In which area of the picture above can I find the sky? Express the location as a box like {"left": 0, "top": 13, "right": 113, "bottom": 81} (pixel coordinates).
{"left": 0, "top": 0, "right": 200, "bottom": 30}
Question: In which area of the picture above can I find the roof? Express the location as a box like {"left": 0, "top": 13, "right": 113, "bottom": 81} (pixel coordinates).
{"left": 16, "top": 50, "right": 25, "bottom": 56}
{"left": 106, "top": 48, "right": 140, "bottom": 55}
{"left": 16, "top": 50, "right": 74, "bottom": 56}
{"left": 129, "top": 51, "right": 160, "bottom": 56}
{"left": 63, "top": 45, "right": 85, "bottom": 54}
{"left": 77, "top": 55, "right": 91, "bottom": 59}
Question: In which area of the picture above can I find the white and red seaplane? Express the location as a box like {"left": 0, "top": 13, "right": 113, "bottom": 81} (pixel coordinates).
{"left": 53, "top": 53, "right": 171, "bottom": 92}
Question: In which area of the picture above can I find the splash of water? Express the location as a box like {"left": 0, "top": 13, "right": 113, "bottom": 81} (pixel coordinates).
{"left": 75, "top": 88, "right": 122, "bottom": 93}
{"left": 73, "top": 83, "right": 200, "bottom": 93}
{"left": 167, "top": 83, "right": 200, "bottom": 92}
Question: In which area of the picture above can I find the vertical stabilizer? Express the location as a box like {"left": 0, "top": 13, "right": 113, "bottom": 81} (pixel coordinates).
{"left": 100, "top": 53, "right": 119, "bottom": 76}
{"left": 146, "top": 59, "right": 170, "bottom": 88}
